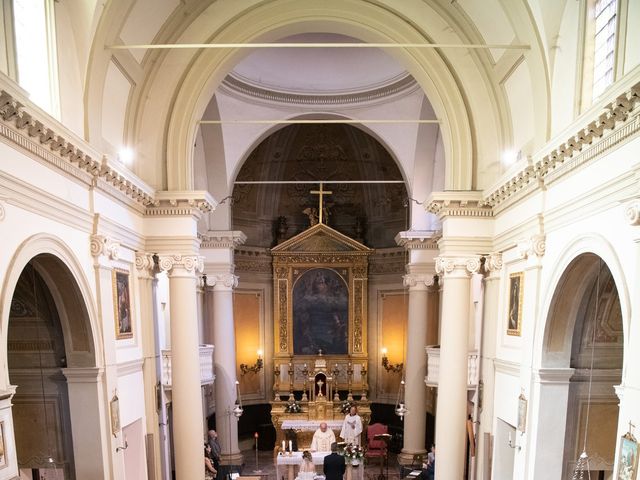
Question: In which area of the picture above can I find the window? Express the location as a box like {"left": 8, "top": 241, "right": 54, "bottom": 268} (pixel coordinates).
{"left": 591, "top": 0, "right": 617, "bottom": 100}
{"left": 12, "top": 0, "right": 59, "bottom": 117}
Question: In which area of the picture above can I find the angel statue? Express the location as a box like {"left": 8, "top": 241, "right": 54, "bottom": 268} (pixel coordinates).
{"left": 302, "top": 207, "right": 319, "bottom": 227}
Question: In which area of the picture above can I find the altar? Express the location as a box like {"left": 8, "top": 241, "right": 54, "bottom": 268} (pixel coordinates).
{"left": 269, "top": 220, "right": 373, "bottom": 451}
{"left": 276, "top": 451, "right": 364, "bottom": 480}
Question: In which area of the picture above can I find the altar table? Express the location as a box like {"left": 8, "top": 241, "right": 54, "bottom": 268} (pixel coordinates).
{"left": 275, "top": 452, "right": 364, "bottom": 480}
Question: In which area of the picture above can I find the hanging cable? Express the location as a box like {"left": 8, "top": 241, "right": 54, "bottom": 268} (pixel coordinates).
{"left": 30, "top": 264, "right": 60, "bottom": 478}
{"left": 572, "top": 258, "right": 601, "bottom": 480}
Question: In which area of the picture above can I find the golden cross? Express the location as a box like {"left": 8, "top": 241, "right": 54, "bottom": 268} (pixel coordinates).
{"left": 310, "top": 182, "right": 332, "bottom": 224}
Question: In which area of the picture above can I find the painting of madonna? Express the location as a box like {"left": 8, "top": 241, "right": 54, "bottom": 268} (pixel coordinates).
{"left": 293, "top": 268, "right": 348, "bottom": 355}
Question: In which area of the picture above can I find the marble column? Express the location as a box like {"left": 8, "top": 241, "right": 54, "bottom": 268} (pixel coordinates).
{"left": 206, "top": 272, "right": 243, "bottom": 465}
{"left": 476, "top": 253, "right": 502, "bottom": 479}
{"left": 434, "top": 255, "right": 480, "bottom": 480}
{"left": 398, "top": 269, "right": 433, "bottom": 462}
{"left": 158, "top": 254, "right": 205, "bottom": 480}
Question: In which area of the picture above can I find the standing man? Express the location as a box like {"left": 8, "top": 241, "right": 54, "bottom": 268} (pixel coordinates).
{"left": 323, "top": 442, "right": 346, "bottom": 480}
{"left": 339, "top": 406, "right": 363, "bottom": 446}
{"left": 207, "top": 429, "right": 221, "bottom": 471}
{"left": 311, "top": 422, "right": 336, "bottom": 452}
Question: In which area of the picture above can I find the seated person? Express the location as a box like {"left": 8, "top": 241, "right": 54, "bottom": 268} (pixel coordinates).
{"left": 298, "top": 450, "right": 316, "bottom": 478}
{"left": 421, "top": 444, "right": 435, "bottom": 480}
{"left": 310, "top": 422, "right": 336, "bottom": 452}
{"left": 204, "top": 443, "right": 217, "bottom": 480}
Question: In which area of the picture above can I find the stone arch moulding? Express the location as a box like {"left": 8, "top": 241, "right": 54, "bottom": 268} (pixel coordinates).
{"left": 158, "top": 0, "right": 474, "bottom": 192}
{"left": 0, "top": 233, "right": 102, "bottom": 389}
{"left": 227, "top": 112, "right": 411, "bottom": 193}
{"left": 534, "top": 233, "right": 631, "bottom": 372}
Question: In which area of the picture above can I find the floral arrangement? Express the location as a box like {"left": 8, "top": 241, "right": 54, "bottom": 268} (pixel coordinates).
{"left": 285, "top": 401, "right": 302, "bottom": 413}
{"left": 341, "top": 444, "right": 364, "bottom": 460}
{"left": 340, "top": 400, "right": 353, "bottom": 414}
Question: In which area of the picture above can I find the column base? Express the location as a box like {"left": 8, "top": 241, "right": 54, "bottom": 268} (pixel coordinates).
{"left": 397, "top": 449, "right": 428, "bottom": 465}
{"left": 220, "top": 452, "right": 244, "bottom": 465}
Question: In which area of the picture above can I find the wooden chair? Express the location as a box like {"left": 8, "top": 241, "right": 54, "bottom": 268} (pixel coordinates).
{"left": 364, "top": 423, "right": 388, "bottom": 466}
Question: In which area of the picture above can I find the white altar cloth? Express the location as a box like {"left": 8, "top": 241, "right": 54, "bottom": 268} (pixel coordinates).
{"left": 276, "top": 452, "right": 364, "bottom": 480}
{"left": 281, "top": 420, "right": 343, "bottom": 431}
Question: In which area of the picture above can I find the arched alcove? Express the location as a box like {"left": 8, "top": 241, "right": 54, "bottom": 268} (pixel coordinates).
{"left": 1, "top": 237, "right": 109, "bottom": 479}
{"left": 543, "top": 254, "right": 623, "bottom": 478}
{"left": 231, "top": 124, "right": 408, "bottom": 247}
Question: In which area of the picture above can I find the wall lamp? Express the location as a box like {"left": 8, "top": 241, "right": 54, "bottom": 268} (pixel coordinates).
{"left": 240, "top": 349, "right": 264, "bottom": 375}
{"left": 381, "top": 347, "right": 403, "bottom": 373}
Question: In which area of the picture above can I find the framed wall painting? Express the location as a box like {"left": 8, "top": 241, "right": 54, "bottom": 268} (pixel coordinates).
{"left": 507, "top": 272, "right": 524, "bottom": 336}
{"left": 112, "top": 268, "right": 133, "bottom": 340}
{"left": 0, "top": 421, "right": 6, "bottom": 468}
{"left": 617, "top": 433, "right": 638, "bottom": 480}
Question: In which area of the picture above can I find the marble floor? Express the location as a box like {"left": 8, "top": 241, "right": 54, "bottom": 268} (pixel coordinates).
{"left": 238, "top": 448, "right": 406, "bottom": 480}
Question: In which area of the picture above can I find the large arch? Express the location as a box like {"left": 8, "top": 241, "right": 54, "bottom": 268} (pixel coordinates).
{"left": 534, "top": 234, "right": 631, "bottom": 371}
{"left": 0, "top": 234, "right": 102, "bottom": 380}
{"left": 137, "top": 1, "right": 476, "bottom": 191}
{"left": 0, "top": 234, "right": 110, "bottom": 479}
{"left": 528, "top": 235, "right": 631, "bottom": 479}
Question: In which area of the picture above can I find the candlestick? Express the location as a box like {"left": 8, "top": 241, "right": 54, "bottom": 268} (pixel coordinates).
{"left": 289, "top": 440, "right": 292, "bottom": 452}
{"left": 282, "top": 440, "right": 285, "bottom": 451}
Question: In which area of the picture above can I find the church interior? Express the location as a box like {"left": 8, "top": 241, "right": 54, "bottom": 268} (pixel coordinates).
{"left": 0, "top": 1, "right": 639, "bottom": 479}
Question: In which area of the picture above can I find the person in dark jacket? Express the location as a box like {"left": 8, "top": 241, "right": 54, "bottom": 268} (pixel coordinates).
{"left": 323, "top": 443, "right": 346, "bottom": 480}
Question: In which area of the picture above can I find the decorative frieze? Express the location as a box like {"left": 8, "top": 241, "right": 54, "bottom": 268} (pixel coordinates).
{"left": 90, "top": 234, "right": 120, "bottom": 260}
{"left": 157, "top": 254, "right": 204, "bottom": 275}
{"left": 435, "top": 255, "right": 481, "bottom": 277}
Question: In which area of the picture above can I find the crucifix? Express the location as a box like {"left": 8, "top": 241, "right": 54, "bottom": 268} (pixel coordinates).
{"left": 316, "top": 378, "right": 325, "bottom": 397}
{"left": 310, "top": 182, "right": 332, "bottom": 225}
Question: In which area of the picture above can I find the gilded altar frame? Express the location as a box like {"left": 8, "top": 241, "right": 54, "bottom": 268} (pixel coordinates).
{"left": 271, "top": 223, "right": 370, "bottom": 360}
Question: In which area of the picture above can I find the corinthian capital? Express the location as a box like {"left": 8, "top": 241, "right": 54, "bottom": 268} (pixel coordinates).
{"left": 518, "top": 234, "right": 546, "bottom": 260}
{"left": 485, "top": 252, "right": 503, "bottom": 272}
{"left": 135, "top": 252, "right": 156, "bottom": 277}
{"left": 403, "top": 273, "right": 436, "bottom": 290}
{"left": 204, "top": 273, "right": 239, "bottom": 290}
{"left": 90, "top": 234, "right": 120, "bottom": 260}
{"left": 157, "top": 254, "right": 204, "bottom": 276}
{"left": 625, "top": 201, "right": 640, "bottom": 226}
{"left": 435, "top": 255, "right": 481, "bottom": 277}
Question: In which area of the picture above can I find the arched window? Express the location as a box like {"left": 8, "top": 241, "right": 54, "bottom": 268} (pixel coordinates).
{"left": 592, "top": 0, "right": 617, "bottom": 99}
{"left": 12, "top": 0, "right": 59, "bottom": 117}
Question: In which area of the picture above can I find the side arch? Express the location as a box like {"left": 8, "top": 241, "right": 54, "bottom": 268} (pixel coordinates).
{"left": 0, "top": 234, "right": 102, "bottom": 389}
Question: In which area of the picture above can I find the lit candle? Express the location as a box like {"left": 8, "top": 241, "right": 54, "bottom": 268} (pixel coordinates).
{"left": 289, "top": 440, "right": 292, "bottom": 452}
{"left": 257, "top": 349, "right": 263, "bottom": 359}
{"left": 282, "top": 440, "right": 286, "bottom": 451}
{"left": 508, "top": 432, "right": 512, "bottom": 443}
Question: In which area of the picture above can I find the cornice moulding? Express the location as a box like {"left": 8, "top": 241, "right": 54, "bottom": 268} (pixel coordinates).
{"left": 425, "top": 191, "right": 492, "bottom": 218}
{"left": 395, "top": 230, "right": 441, "bottom": 249}
{"left": 0, "top": 85, "right": 155, "bottom": 207}
{"left": 221, "top": 72, "right": 419, "bottom": 106}
{"left": 146, "top": 190, "right": 217, "bottom": 216}
{"left": 199, "top": 230, "right": 247, "bottom": 249}
{"left": 483, "top": 79, "right": 640, "bottom": 209}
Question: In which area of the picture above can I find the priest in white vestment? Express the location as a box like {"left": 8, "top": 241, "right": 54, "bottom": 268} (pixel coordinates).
{"left": 339, "top": 406, "right": 363, "bottom": 446}
{"left": 310, "top": 422, "right": 336, "bottom": 452}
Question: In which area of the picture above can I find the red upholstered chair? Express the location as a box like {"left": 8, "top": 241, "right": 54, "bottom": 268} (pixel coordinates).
{"left": 365, "top": 423, "right": 388, "bottom": 466}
